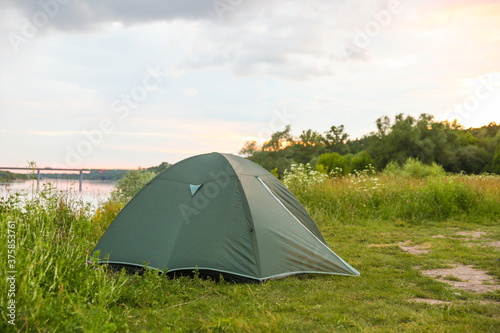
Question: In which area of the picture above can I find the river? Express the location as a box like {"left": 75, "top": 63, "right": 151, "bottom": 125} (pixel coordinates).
{"left": 0, "top": 179, "right": 116, "bottom": 209}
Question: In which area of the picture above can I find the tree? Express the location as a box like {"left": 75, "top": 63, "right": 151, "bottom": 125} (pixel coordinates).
{"left": 262, "top": 125, "right": 294, "bottom": 151}
{"left": 299, "top": 129, "right": 324, "bottom": 147}
{"left": 239, "top": 140, "right": 258, "bottom": 157}
{"left": 112, "top": 170, "right": 156, "bottom": 203}
{"left": 147, "top": 162, "right": 171, "bottom": 174}
{"left": 375, "top": 116, "right": 391, "bottom": 137}
{"left": 455, "top": 145, "right": 490, "bottom": 174}
{"left": 292, "top": 129, "right": 325, "bottom": 164}
{"left": 324, "top": 125, "right": 350, "bottom": 154}
{"left": 490, "top": 144, "right": 500, "bottom": 174}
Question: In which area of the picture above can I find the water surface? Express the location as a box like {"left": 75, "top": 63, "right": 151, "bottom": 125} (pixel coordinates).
{"left": 0, "top": 179, "right": 116, "bottom": 209}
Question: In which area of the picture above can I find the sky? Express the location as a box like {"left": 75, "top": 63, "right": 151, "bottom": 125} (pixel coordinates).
{"left": 1, "top": 0, "right": 499, "bottom": 169}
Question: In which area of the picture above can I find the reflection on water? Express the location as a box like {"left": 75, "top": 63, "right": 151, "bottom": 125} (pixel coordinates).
{"left": 0, "top": 179, "right": 116, "bottom": 209}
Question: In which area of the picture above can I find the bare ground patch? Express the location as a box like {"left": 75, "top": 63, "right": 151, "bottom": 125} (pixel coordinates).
{"left": 455, "top": 231, "right": 487, "bottom": 239}
{"left": 485, "top": 241, "right": 500, "bottom": 249}
{"left": 398, "top": 241, "right": 430, "bottom": 255}
{"left": 408, "top": 298, "right": 451, "bottom": 305}
{"left": 432, "top": 230, "right": 488, "bottom": 241}
{"left": 419, "top": 264, "right": 500, "bottom": 293}
{"left": 367, "top": 243, "right": 398, "bottom": 248}
{"left": 407, "top": 298, "right": 499, "bottom": 306}
{"left": 432, "top": 230, "right": 500, "bottom": 249}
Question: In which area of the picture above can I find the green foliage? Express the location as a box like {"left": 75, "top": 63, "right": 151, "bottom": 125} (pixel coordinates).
{"left": 384, "top": 158, "right": 446, "bottom": 178}
{"left": 490, "top": 144, "right": 500, "bottom": 174}
{"left": 111, "top": 170, "right": 156, "bottom": 203}
{"left": 241, "top": 114, "right": 499, "bottom": 176}
{"left": 324, "top": 124, "right": 350, "bottom": 154}
{"left": 349, "top": 150, "right": 374, "bottom": 172}
{"left": 146, "top": 162, "right": 171, "bottom": 174}
{"left": 317, "top": 152, "right": 349, "bottom": 175}
{"left": 317, "top": 151, "right": 374, "bottom": 175}
{"left": 0, "top": 171, "right": 28, "bottom": 182}
{"left": 248, "top": 150, "right": 294, "bottom": 178}
{"left": 262, "top": 125, "right": 293, "bottom": 152}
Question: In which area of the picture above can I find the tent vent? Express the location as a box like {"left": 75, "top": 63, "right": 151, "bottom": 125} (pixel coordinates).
{"left": 189, "top": 184, "right": 203, "bottom": 196}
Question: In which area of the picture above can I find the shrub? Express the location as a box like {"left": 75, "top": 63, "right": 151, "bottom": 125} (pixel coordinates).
{"left": 317, "top": 152, "right": 349, "bottom": 175}
{"left": 349, "top": 151, "right": 374, "bottom": 173}
{"left": 111, "top": 170, "right": 156, "bottom": 203}
{"left": 383, "top": 158, "right": 445, "bottom": 178}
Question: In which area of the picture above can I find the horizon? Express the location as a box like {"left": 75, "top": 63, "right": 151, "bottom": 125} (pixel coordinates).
{"left": 3, "top": 119, "right": 497, "bottom": 170}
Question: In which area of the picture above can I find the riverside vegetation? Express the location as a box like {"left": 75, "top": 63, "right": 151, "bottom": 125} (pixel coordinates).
{"left": 0, "top": 160, "right": 499, "bottom": 332}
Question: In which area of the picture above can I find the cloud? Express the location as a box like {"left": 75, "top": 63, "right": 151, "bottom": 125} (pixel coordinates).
{"left": 3, "top": 0, "right": 406, "bottom": 80}
{"left": 7, "top": 0, "right": 218, "bottom": 31}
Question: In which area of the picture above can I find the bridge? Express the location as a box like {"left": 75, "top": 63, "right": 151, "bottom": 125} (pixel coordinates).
{"left": 0, "top": 167, "right": 130, "bottom": 191}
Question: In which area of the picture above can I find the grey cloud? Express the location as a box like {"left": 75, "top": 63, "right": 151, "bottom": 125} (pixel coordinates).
{"left": 7, "top": 0, "right": 392, "bottom": 31}
{"left": 6, "top": 0, "right": 390, "bottom": 80}
{"left": 178, "top": 9, "right": 374, "bottom": 80}
{"left": 7, "top": 0, "right": 220, "bottom": 31}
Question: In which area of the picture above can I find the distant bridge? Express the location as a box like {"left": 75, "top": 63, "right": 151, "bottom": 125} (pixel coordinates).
{"left": 0, "top": 167, "right": 132, "bottom": 191}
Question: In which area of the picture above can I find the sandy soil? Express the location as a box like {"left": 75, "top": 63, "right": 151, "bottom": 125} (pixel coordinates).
{"left": 419, "top": 264, "right": 499, "bottom": 294}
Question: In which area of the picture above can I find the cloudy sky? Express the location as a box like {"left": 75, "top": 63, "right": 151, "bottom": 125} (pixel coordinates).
{"left": 1, "top": 0, "right": 499, "bottom": 169}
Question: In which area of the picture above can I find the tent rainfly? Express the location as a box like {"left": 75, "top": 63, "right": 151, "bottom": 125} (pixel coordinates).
{"left": 92, "top": 152, "right": 359, "bottom": 282}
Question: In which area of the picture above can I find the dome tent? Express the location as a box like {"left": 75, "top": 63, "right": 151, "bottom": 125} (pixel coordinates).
{"left": 93, "top": 152, "right": 359, "bottom": 282}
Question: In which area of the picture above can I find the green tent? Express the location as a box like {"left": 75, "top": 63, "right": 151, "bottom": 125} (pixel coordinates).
{"left": 93, "top": 152, "right": 359, "bottom": 282}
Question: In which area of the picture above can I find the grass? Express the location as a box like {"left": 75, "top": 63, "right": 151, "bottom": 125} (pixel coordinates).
{"left": 0, "top": 175, "right": 499, "bottom": 332}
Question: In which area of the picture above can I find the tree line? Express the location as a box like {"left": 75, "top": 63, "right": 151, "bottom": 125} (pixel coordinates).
{"left": 240, "top": 113, "right": 500, "bottom": 176}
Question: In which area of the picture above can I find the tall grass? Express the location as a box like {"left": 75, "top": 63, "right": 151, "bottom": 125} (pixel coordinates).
{"left": 0, "top": 185, "right": 129, "bottom": 332}
{"left": 284, "top": 162, "right": 499, "bottom": 225}
{"left": 1, "top": 173, "right": 499, "bottom": 332}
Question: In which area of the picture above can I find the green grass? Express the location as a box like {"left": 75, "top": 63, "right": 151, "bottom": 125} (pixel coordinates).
{"left": 1, "top": 176, "right": 499, "bottom": 332}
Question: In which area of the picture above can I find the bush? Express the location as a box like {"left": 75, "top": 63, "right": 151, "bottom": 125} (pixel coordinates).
{"left": 317, "top": 152, "right": 349, "bottom": 175}
{"left": 111, "top": 170, "right": 156, "bottom": 203}
{"left": 383, "top": 158, "right": 445, "bottom": 178}
{"left": 317, "top": 151, "right": 375, "bottom": 176}
{"left": 349, "top": 151, "right": 374, "bottom": 173}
